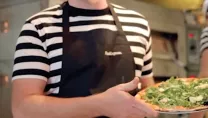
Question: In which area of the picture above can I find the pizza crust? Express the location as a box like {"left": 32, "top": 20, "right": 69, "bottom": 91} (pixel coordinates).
{"left": 135, "top": 78, "right": 208, "bottom": 112}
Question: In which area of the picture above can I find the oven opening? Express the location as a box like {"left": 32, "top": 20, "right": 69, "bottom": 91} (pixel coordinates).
{"left": 151, "top": 30, "right": 182, "bottom": 82}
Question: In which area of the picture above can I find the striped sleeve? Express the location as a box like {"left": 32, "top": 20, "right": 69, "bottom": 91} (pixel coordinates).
{"left": 12, "top": 22, "right": 49, "bottom": 82}
{"left": 200, "top": 27, "right": 208, "bottom": 56}
{"left": 141, "top": 36, "right": 153, "bottom": 78}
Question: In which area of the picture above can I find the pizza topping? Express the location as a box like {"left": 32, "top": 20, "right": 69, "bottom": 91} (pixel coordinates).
{"left": 184, "top": 81, "right": 190, "bottom": 85}
{"left": 159, "top": 88, "right": 165, "bottom": 92}
{"left": 189, "top": 96, "right": 203, "bottom": 103}
{"left": 203, "top": 101, "right": 208, "bottom": 106}
{"left": 141, "top": 77, "right": 208, "bottom": 109}
{"left": 195, "top": 84, "right": 208, "bottom": 89}
{"left": 160, "top": 98, "right": 169, "bottom": 103}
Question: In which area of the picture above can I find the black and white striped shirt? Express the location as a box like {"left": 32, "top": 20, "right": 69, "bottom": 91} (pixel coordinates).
{"left": 200, "top": 27, "right": 208, "bottom": 55}
{"left": 12, "top": 3, "right": 153, "bottom": 95}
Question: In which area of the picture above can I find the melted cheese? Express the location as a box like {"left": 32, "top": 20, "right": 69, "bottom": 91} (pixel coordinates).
{"left": 195, "top": 84, "right": 208, "bottom": 89}
{"left": 189, "top": 95, "right": 203, "bottom": 103}
{"left": 160, "top": 98, "right": 169, "bottom": 103}
{"left": 159, "top": 88, "right": 165, "bottom": 92}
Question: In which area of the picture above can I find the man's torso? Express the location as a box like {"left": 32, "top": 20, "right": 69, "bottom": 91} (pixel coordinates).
{"left": 13, "top": 3, "right": 152, "bottom": 95}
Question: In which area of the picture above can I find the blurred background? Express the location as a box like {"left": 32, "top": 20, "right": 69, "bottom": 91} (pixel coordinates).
{"left": 0, "top": 0, "right": 207, "bottom": 118}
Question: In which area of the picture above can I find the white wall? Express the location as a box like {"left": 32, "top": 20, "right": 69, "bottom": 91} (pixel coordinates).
{"left": 0, "top": 1, "right": 41, "bottom": 118}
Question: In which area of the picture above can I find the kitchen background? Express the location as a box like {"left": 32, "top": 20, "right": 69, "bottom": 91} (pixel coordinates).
{"left": 0, "top": 0, "right": 206, "bottom": 118}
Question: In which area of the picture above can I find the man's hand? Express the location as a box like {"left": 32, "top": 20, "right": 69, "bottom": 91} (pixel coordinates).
{"left": 100, "top": 77, "right": 158, "bottom": 118}
{"left": 12, "top": 77, "right": 158, "bottom": 118}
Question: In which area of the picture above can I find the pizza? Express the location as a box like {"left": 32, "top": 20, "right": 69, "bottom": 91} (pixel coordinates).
{"left": 136, "top": 77, "right": 208, "bottom": 112}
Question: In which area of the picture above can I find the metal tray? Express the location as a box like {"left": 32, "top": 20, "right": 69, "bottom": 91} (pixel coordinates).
{"left": 157, "top": 109, "right": 208, "bottom": 114}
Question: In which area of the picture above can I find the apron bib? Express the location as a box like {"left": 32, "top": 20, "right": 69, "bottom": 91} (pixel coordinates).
{"left": 57, "top": 1, "right": 136, "bottom": 98}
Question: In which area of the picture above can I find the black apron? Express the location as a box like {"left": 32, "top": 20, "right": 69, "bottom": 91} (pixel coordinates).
{"left": 58, "top": 0, "right": 136, "bottom": 101}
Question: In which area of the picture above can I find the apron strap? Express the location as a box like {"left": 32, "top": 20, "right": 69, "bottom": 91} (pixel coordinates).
{"left": 62, "top": 2, "right": 69, "bottom": 40}
{"left": 60, "top": 2, "right": 72, "bottom": 94}
{"left": 107, "top": 2, "right": 127, "bottom": 52}
{"left": 107, "top": 2, "right": 125, "bottom": 35}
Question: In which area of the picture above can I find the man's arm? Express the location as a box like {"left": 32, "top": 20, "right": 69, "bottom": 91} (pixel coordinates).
{"left": 140, "top": 35, "right": 155, "bottom": 88}
{"left": 140, "top": 77, "right": 155, "bottom": 89}
{"left": 12, "top": 79, "right": 103, "bottom": 118}
{"left": 199, "top": 26, "right": 208, "bottom": 78}
{"left": 11, "top": 21, "right": 104, "bottom": 118}
{"left": 12, "top": 78, "right": 158, "bottom": 118}
{"left": 199, "top": 49, "right": 208, "bottom": 77}
{"left": 12, "top": 20, "right": 99, "bottom": 118}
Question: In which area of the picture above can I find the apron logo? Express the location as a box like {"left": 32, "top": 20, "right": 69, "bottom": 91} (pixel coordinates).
{"left": 105, "top": 51, "right": 122, "bottom": 56}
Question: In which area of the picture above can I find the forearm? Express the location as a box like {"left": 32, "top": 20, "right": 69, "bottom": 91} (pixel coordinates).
{"left": 13, "top": 94, "right": 104, "bottom": 118}
{"left": 199, "top": 71, "right": 208, "bottom": 78}
{"left": 140, "top": 77, "right": 155, "bottom": 89}
{"left": 199, "top": 64, "right": 208, "bottom": 77}
{"left": 199, "top": 50, "right": 208, "bottom": 78}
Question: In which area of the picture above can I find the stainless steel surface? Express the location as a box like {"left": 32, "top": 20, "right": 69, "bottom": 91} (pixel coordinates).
{"left": 158, "top": 109, "right": 208, "bottom": 114}
{"left": 186, "top": 25, "right": 201, "bottom": 77}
